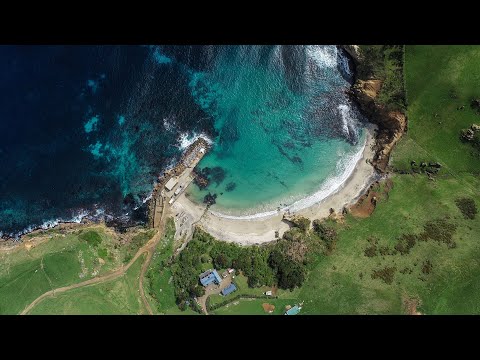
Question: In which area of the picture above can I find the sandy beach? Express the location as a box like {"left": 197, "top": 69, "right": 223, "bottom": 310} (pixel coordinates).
{"left": 172, "top": 124, "right": 378, "bottom": 245}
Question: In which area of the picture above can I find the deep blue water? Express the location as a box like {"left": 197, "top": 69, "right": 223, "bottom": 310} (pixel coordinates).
{"left": 0, "top": 45, "right": 360, "bottom": 238}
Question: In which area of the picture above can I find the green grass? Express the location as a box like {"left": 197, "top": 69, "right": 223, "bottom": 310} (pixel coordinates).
{"left": 121, "top": 229, "right": 155, "bottom": 264}
{"left": 211, "top": 298, "right": 296, "bottom": 315}
{"left": 0, "top": 226, "right": 122, "bottom": 314}
{"left": 143, "top": 218, "right": 179, "bottom": 314}
{"left": 30, "top": 254, "right": 147, "bottom": 315}
{"left": 392, "top": 45, "right": 480, "bottom": 175}
{"left": 208, "top": 273, "right": 301, "bottom": 310}
{"left": 79, "top": 231, "right": 102, "bottom": 247}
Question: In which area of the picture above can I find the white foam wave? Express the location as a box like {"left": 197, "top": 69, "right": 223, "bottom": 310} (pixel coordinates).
{"left": 339, "top": 53, "right": 352, "bottom": 77}
{"left": 133, "top": 192, "right": 153, "bottom": 210}
{"left": 210, "top": 135, "right": 367, "bottom": 220}
{"left": 163, "top": 117, "right": 176, "bottom": 132}
{"left": 337, "top": 104, "right": 356, "bottom": 138}
{"left": 8, "top": 209, "right": 98, "bottom": 240}
{"left": 306, "top": 45, "right": 338, "bottom": 68}
{"left": 176, "top": 132, "right": 213, "bottom": 150}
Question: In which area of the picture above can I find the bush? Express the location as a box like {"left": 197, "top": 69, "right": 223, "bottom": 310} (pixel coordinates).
{"left": 422, "top": 260, "right": 433, "bottom": 275}
{"left": 292, "top": 217, "right": 311, "bottom": 233}
{"left": 419, "top": 219, "right": 457, "bottom": 246}
{"left": 394, "top": 234, "right": 417, "bottom": 255}
{"left": 371, "top": 266, "right": 397, "bottom": 285}
{"left": 456, "top": 197, "right": 478, "bottom": 220}
{"left": 79, "top": 231, "right": 102, "bottom": 247}
{"left": 312, "top": 220, "right": 338, "bottom": 253}
{"left": 364, "top": 245, "right": 377, "bottom": 257}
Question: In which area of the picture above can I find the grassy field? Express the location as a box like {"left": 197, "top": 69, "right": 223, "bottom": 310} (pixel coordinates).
{"left": 0, "top": 225, "right": 126, "bottom": 314}
{"left": 211, "top": 298, "right": 296, "bottom": 315}
{"left": 208, "top": 273, "right": 301, "bottom": 309}
{"left": 30, "top": 254, "right": 147, "bottom": 315}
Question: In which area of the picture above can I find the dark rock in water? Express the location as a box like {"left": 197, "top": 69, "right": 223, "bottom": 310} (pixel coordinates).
{"left": 225, "top": 182, "right": 236, "bottom": 192}
{"left": 123, "top": 193, "right": 135, "bottom": 206}
{"left": 291, "top": 156, "right": 303, "bottom": 164}
{"left": 196, "top": 166, "right": 227, "bottom": 188}
{"left": 203, "top": 192, "right": 217, "bottom": 206}
{"left": 283, "top": 141, "right": 296, "bottom": 150}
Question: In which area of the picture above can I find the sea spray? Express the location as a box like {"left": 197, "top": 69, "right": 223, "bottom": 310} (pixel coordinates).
{"left": 176, "top": 132, "right": 213, "bottom": 150}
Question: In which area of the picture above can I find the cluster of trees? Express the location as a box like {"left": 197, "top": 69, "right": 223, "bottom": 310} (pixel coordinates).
{"left": 269, "top": 249, "right": 305, "bottom": 290}
{"left": 357, "top": 45, "right": 407, "bottom": 112}
{"left": 170, "top": 219, "right": 339, "bottom": 310}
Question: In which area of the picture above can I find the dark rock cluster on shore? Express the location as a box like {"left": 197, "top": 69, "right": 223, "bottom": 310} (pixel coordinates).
{"left": 203, "top": 192, "right": 217, "bottom": 206}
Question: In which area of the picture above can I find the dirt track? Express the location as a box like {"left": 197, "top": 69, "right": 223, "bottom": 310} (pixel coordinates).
{"left": 21, "top": 205, "right": 168, "bottom": 315}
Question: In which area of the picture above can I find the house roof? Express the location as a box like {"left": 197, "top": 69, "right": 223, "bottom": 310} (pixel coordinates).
{"left": 199, "top": 269, "right": 222, "bottom": 287}
{"left": 165, "top": 178, "right": 178, "bottom": 191}
{"left": 221, "top": 283, "right": 237, "bottom": 296}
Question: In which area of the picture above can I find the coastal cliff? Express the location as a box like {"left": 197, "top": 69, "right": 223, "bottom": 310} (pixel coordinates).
{"left": 342, "top": 45, "right": 408, "bottom": 173}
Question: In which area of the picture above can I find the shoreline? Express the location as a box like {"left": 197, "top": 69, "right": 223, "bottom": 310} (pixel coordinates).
{"left": 173, "top": 124, "right": 378, "bottom": 245}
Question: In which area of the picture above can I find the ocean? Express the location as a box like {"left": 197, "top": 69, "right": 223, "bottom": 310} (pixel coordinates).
{"left": 0, "top": 45, "right": 365, "bottom": 238}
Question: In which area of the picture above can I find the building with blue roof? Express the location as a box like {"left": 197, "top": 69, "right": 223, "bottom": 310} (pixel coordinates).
{"left": 199, "top": 269, "right": 222, "bottom": 287}
{"left": 221, "top": 283, "right": 237, "bottom": 296}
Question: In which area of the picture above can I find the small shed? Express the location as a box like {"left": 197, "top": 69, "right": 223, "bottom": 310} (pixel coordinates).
{"left": 221, "top": 283, "right": 237, "bottom": 296}
{"left": 165, "top": 178, "right": 178, "bottom": 191}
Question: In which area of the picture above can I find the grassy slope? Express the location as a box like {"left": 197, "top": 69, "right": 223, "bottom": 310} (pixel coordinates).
{"left": 143, "top": 218, "right": 183, "bottom": 315}
{"left": 0, "top": 226, "right": 123, "bottom": 315}
{"left": 30, "top": 254, "right": 147, "bottom": 315}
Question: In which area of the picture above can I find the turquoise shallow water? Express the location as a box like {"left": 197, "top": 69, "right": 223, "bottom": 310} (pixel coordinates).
{"left": 185, "top": 45, "right": 366, "bottom": 216}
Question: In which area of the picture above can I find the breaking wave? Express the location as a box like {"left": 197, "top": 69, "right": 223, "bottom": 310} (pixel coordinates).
{"left": 209, "top": 133, "right": 368, "bottom": 220}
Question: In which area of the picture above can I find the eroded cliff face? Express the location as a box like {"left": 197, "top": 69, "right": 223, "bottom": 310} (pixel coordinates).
{"left": 344, "top": 47, "right": 408, "bottom": 173}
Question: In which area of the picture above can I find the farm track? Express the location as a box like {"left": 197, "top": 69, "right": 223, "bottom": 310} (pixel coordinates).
{"left": 21, "top": 205, "right": 168, "bottom": 315}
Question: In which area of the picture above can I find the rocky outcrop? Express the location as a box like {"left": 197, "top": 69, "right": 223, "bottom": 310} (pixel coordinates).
{"left": 341, "top": 45, "right": 363, "bottom": 65}
{"left": 342, "top": 46, "right": 408, "bottom": 173}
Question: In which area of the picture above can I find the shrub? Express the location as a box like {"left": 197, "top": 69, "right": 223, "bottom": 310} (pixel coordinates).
{"left": 312, "top": 220, "right": 338, "bottom": 253}
{"left": 364, "top": 245, "right": 377, "bottom": 257}
{"left": 79, "top": 231, "right": 102, "bottom": 247}
{"left": 455, "top": 197, "right": 478, "bottom": 220}
{"left": 394, "top": 234, "right": 417, "bottom": 255}
{"left": 292, "top": 217, "right": 311, "bottom": 233}
{"left": 422, "top": 260, "right": 433, "bottom": 275}
{"left": 419, "top": 219, "right": 457, "bottom": 246}
{"left": 371, "top": 266, "right": 397, "bottom": 285}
